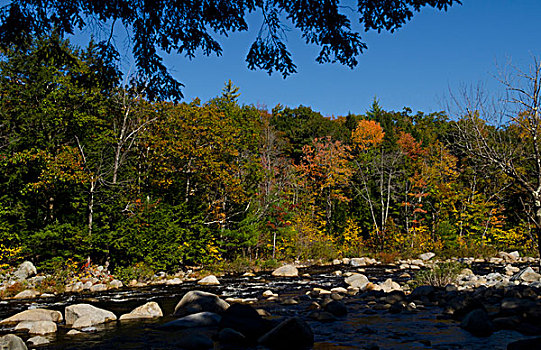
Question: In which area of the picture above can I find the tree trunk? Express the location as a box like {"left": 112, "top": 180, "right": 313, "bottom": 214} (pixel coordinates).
{"left": 534, "top": 199, "right": 541, "bottom": 265}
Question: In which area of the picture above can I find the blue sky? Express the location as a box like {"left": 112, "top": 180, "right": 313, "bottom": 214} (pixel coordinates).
{"left": 148, "top": 0, "right": 541, "bottom": 118}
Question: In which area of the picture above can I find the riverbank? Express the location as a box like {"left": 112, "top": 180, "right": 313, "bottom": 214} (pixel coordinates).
{"left": 1, "top": 252, "right": 541, "bottom": 349}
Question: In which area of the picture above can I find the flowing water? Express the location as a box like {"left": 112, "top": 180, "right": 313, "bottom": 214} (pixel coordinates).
{"left": 0, "top": 263, "right": 533, "bottom": 349}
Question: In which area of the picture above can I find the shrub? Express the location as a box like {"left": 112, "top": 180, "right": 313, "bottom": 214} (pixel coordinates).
{"left": 413, "top": 262, "right": 463, "bottom": 288}
{"left": 114, "top": 262, "right": 155, "bottom": 284}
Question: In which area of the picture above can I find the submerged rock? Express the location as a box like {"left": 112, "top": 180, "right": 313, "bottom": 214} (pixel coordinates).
{"left": 119, "top": 301, "right": 163, "bottom": 320}
{"left": 174, "top": 290, "right": 230, "bottom": 317}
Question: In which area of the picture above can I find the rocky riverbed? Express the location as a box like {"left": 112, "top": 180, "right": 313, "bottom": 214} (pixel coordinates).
{"left": 1, "top": 252, "right": 541, "bottom": 349}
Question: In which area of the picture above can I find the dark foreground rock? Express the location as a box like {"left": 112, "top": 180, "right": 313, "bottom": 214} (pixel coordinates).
{"left": 219, "top": 303, "right": 274, "bottom": 340}
{"left": 507, "top": 336, "right": 541, "bottom": 350}
{"left": 258, "top": 317, "right": 314, "bottom": 349}
{"left": 159, "top": 312, "right": 221, "bottom": 330}
{"left": 460, "top": 308, "right": 495, "bottom": 337}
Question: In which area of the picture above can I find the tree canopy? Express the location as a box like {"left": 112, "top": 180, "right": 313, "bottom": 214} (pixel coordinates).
{"left": 0, "top": 0, "right": 461, "bottom": 100}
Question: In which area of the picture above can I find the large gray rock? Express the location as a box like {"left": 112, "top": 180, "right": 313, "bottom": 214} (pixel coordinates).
{"left": 0, "top": 309, "right": 63, "bottom": 324}
{"left": 379, "top": 278, "right": 401, "bottom": 293}
{"left": 174, "top": 290, "right": 230, "bottom": 317}
{"left": 350, "top": 258, "right": 366, "bottom": 267}
{"left": 159, "top": 312, "right": 221, "bottom": 329}
{"left": 197, "top": 275, "right": 220, "bottom": 286}
{"left": 419, "top": 252, "right": 436, "bottom": 261}
{"left": 89, "top": 284, "right": 107, "bottom": 292}
{"left": 460, "top": 308, "right": 494, "bottom": 337}
{"left": 65, "top": 304, "right": 117, "bottom": 329}
{"left": 512, "top": 267, "right": 541, "bottom": 283}
{"left": 109, "top": 280, "right": 123, "bottom": 289}
{"left": 344, "top": 273, "right": 369, "bottom": 289}
{"left": 13, "top": 290, "right": 39, "bottom": 299}
{"left": 119, "top": 302, "right": 163, "bottom": 320}
{"left": 13, "top": 261, "right": 37, "bottom": 280}
{"left": 258, "top": 317, "right": 314, "bottom": 349}
{"left": 272, "top": 265, "right": 298, "bottom": 277}
{"left": 0, "top": 334, "right": 27, "bottom": 350}
{"left": 14, "top": 320, "right": 57, "bottom": 334}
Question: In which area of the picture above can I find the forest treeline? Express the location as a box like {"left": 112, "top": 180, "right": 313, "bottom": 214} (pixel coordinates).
{"left": 0, "top": 36, "right": 535, "bottom": 272}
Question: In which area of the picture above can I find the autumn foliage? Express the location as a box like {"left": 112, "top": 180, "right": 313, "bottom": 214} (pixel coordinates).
{"left": 0, "top": 36, "right": 535, "bottom": 272}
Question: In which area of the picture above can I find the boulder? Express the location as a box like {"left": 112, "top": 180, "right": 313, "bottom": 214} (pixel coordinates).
{"left": 504, "top": 265, "right": 520, "bottom": 276}
{"left": 350, "top": 258, "right": 366, "bottom": 267}
{"left": 165, "top": 278, "right": 183, "bottom": 285}
{"left": 460, "top": 308, "right": 494, "bottom": 337}
{"left": 324, "top": 300, "right": 347, "bottom": 317}
{"left": 13, "top": 290, "right": 39, "bottom": 299}
{"left": 109, "top": 280, "right": 123, "bottom": 289}
{"left": 159, "top": 312, "right": 221, "bottom": 329}
{"left": 258, "top": 317, "right": 314, "bottom": 349}
{"left": 218, "top": 328, "right": 247, "bottom": 348}
{"left": 173, "top": 332, "right": 214, "bottom": 350}
{"left": 509, "top": 251, "right": 520, "bottom": 259}
{"left": 119, "top": 301, "right": 163, "bottom": 320}
{"left": 197, "top": 275, "right": 220, "bottom": 286}
{"left": 219, "top": 303, "right": 274, "bottom": 340}
{"left": 379, "top": 278, "right": 401, "bottom": 293}
{"left": 271, "top": 265, "right": 298, "bottom": 277}
{"left": 0, "top": 334, "right": 27, "bottom": 350}
{"left": 27, "top": 336, "right": 49, "bottom": 346}
{"left": 14, "top": 320, "right": 57, "bottom": 334}
{"left": 89, "top": 283, "right": 107, "bottom": 292}
{"left": 419, "top": 252, "right": 436, "bottom": 261}
{"left": 410, "top": 285, "right": 435, "bottom": 299}
{"left": 511, "top": 267, "right": 541, "bottom": 283}
{"left": 173, "top": 290, "right": 230, "bottom": 317}
{"left": 507, "top": 337, "right": 541, "bottom": 350}
{"left": 65, "top": 304, "right": 117, "bottom": 328}
{"left": 444, "top": 295, "right": 485, "bottom": 319}
{"left": 0, "top": 309, "right": 63, "bottom": 324}
{"left": 263, "top": 290, "right": 277, "bottom": 297}
{"left": 13, "top": 261, "right": 37, "bottom": 280}
{"left": 331, "top": 287, "right": 348, "bottom": 294}
{"left": 309, "top": 311, "right": 337, "bottom": 322}
{"left": 344, "top": 273, "right": 369, "bottom": 289}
